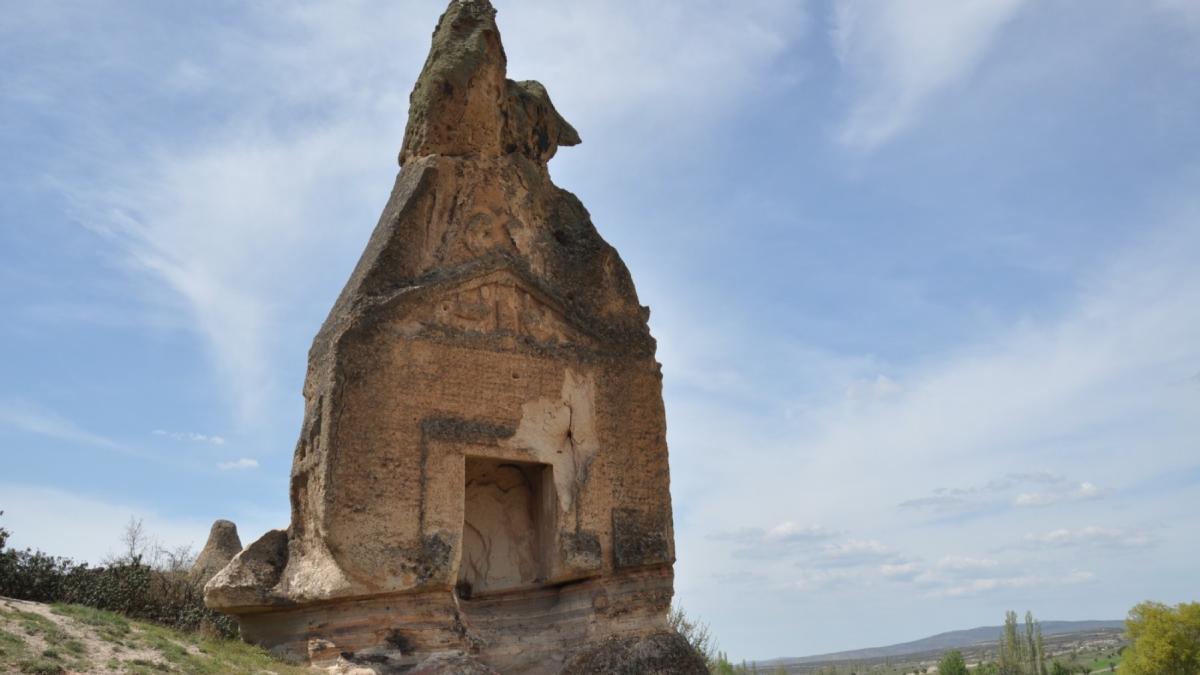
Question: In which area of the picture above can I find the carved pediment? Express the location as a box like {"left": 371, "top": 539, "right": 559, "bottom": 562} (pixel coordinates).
{"left": 400, "top": 269, "right": 595, "bottom": 348}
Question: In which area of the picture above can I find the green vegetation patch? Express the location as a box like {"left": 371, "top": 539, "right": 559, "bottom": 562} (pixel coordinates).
{"left": 10, "top": 609, "right": 69, "bottom": 645}
{"left": 124, "top": 657, "right": 173, "bottom": 674}
{"left": 0, "top": 626, "right": 29, "bottom": 659}
{"left": 4, "top": 602, "right": 309, "bottom": 674}
{"left": 15, "top": 657, "right": 65, "bottom": 675}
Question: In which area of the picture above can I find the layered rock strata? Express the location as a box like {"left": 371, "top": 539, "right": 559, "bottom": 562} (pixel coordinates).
{"left": 205, "top": 1, "right": 693, "bottom": 672}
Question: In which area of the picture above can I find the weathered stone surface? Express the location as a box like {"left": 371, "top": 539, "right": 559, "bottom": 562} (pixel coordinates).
{"left": 205, "top": 0, "right": 679, "bottom": 671}
{"left": 408, "top": 651, "right": 500, "bottom": 675}
{"left": 189, "top": 519, "right": 241, "bottom": 586}
{"left": 203, "top": 529, "right": 288, "bottom": 610}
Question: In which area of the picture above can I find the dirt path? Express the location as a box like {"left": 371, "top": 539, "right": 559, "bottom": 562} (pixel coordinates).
{"left": 0, "top": 596, "right": 312, "bottom": 674}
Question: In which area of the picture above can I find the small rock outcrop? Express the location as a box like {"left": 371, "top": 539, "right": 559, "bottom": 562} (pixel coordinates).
{"left": 188, "top": 519, "right": 241, "bottom": 586}
{"left": 205, "top": 1, "right": 698, "bottom": 672}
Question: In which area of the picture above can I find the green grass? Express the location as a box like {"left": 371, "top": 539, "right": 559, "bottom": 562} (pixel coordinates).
{"left": 3, "top": 603, "right": 312, "bottom": 675}
{"left": 0, "top": 627, "right": 29, "bottom": 659}
{"left": 124, "top": 658, "right": 173, "bottom": 674}
{"left": 11, "top": 609, "right": 68, "bottom": 643}
{"left": 15, "top": 658, "right": 64, "bottom": 675}
{"left": 51, "top": 602, "right": 131, "bottom": 643}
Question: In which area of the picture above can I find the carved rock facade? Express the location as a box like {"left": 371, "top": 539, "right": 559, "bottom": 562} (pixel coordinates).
{"left": 205, "top": 1, "right": 692, "bottom": 672}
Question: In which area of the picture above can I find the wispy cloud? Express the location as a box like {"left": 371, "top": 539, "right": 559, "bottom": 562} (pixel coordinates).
{"left": 883, "top": 555, "right": 1096, "bottom": 598}
{"left": 152, "top": 429, "right": 226, "bottom": 446}
{"left": 830, "top": 0, "right": 1030, "bottom": 149}
{"left": 899, "top": 473, "right": 1111, "bottom": 514}
{"left": 216, "top": 458, "right": 258, "bottom": 471}
{"left": 0, "top": 398, "right": 121, "bottom": 450}
{"left": 932, "top": 570, "right": 1097, "bottom": 598}
{"left": 784, "top": 568, "right": 860, "bottom": 592}
{"left": 1014, "top": 481, "right": 1110, "bottom": 508}
{"left": 711, "top": 521, "right": 839, "bottom": 560}
{"left": 806, "top": 539, "right": 906, "bottom": 569}
{"left": 1023, "top": 526, "right": 1153, "bottom": 550}
{"left": 43, "top": 0, "right": 808, "bottom": 424}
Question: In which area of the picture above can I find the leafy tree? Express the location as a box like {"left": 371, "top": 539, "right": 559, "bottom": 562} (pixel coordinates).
{"left": 1048, "top": 662, "right": 1070, "bottom": 675}
{"left": 1123, "top": 600, "right": 1200, "bottom": 675}
{"left": 0, "top": 510, "right": 8, "bottom": 549}
{"left": 996, "top": 610, "right": 1048, "bottom": 675}
{"left": 1000, "top": 610, "right": 1025, "bottom": 674}
{"left": 1023, "top": 611, "right": 1048, "bottom": 675}
{"left": 938, "top": 650, "right": 969, "bottom": 675}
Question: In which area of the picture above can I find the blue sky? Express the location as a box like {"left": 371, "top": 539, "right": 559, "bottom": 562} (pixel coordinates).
{"left": 2, "top": 0, "right": 1198, "bottom": 662}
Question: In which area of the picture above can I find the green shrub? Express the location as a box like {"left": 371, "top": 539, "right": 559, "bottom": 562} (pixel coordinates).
{"left": 0, "top": 514, "right": 236, "bottom": 639}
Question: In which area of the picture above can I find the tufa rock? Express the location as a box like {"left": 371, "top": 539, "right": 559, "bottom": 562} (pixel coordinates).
{"left": 205, "top": 0, "right": 685, "bottom": 672}
{"left": 398, "top": 0, "right": 579, "bottom": 165}
{"left": 189, "top": 519, "right": 242, "bottom": 586}
{"left": 203, "top": 529, "right": 288, "bottom": 609}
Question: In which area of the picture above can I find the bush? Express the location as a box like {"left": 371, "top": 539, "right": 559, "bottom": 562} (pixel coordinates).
{"left": 938, "top": 650, "right": 969, "bottom": 675}
{"left": 668, "top": 604, "right": 717, "bottom": 669}
{"left": 0, "top": 514, "right": 236, "bottom": 639}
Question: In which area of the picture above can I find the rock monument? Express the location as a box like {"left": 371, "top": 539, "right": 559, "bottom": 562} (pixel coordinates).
{"left": 205, "top": 1, "right": 701, "bottom": 672}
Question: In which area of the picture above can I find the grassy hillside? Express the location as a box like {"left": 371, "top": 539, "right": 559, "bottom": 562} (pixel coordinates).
{"left": 0, "top": 597, "right": 308, "bottom": 675}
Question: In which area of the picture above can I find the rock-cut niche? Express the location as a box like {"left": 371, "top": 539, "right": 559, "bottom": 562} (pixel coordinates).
{"left": 457, "top": 457, "right": 557, "bottom": 596}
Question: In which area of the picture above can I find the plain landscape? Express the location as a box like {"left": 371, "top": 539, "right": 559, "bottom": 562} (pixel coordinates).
{"left": 759, "top": 621, "right": 1126, "bottom": 674}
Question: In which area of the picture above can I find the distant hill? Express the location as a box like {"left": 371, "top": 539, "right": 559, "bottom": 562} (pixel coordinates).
{"left": 765, "top": 620, "right": 1125, "bottom": 666}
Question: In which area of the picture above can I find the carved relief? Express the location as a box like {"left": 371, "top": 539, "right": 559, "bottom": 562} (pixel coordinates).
{"left": 415, "top": 271, "right": 589, "bottom": 346}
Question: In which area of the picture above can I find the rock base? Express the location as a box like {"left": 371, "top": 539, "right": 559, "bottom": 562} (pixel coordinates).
{"left": 238, "top": 567, "right": 677, "bottom": 674}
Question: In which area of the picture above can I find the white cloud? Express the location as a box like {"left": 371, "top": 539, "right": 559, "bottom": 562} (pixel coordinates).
{"left": 899, "top": 473, "right": 1111, "bottom": 513}
{"left": 933, "top": 555, "right": 1000, "bottom": 574}
{"left": 831, "top": 0, "right": 1030, "bottom": 149}
{"left": 937, "top": 569, "right": 1097, "bottom": 598}
{"left": 902, "top": 470, "right": 1104, "bottom": 511}
{"left": 216, "top": 458, "right": 258, "bottom": 471}
{"left": 844, "top": 374, "right": 903, "bottom": 404}
{"left": 1014, "top": 481, "right": 1111, "bottom": 507}
{"left": 785, "top": 568, "right": 860, "bottom": 592}
{"left": 1023, "top": 526, "right": 1152, "bottom": 550}
{"left": 809, "top": 539, "right": 904, "bottom": 568}
{"left": 153, "top": 429, "right": 226, "bottom": 446}
{"left": 883, "top": 555, "right": 1097, "bottom": 598}
{"left": 880, "top": 561, "right": 921, "bottom": 581}
{"left": 711, "top": 521, "right": 839, "bottom": 559}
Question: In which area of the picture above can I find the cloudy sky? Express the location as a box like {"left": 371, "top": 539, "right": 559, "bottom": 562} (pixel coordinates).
{"left": 2, "top": 0, "right": 1198, "bottom": 662}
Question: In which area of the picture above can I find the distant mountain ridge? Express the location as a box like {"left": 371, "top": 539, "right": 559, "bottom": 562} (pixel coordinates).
{"left": 766, "top": 620, "right": 1125, "bottom": 665}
